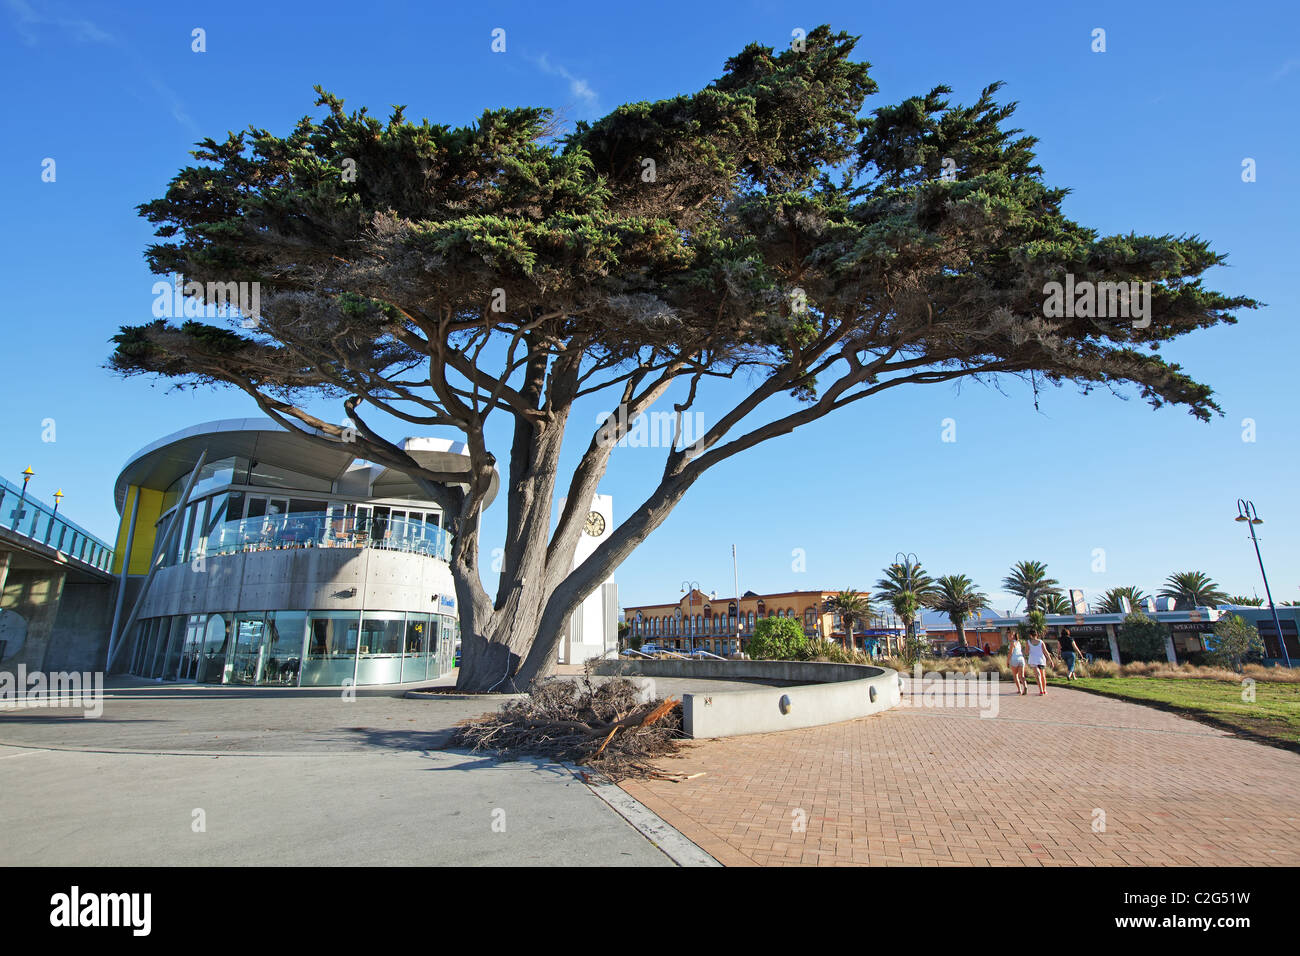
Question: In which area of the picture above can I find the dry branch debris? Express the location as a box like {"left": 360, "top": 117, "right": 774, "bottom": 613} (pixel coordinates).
{"left": 450, "top": 677, "right": 686, "bottom": 781}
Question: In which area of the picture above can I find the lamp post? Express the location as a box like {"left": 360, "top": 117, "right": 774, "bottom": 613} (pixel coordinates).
{"left": 46, "top": 489, "right": 64, "bottom": 546}
{"left": 1235, "top": 499, "right": 1292, "bottom": 667}
{"left": 12, "top": 466, "right": 34, "bottom": 530}
{"left": 893, "top": 551, "right": 920, "bottom": 653}
{"left": 681, "top": 580, "right": 700, "bottom": 652}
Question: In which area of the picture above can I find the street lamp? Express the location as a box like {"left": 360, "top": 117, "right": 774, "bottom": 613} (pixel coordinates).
{"left": 46, "top": 489, "right": 64, "bottom": 546}
{"left": 12, "top": 465, "right": 34, "bottom": 530}
{"left": 1235, "top": 499, "right": 1292, "bottom": 668}
{"left": 893, "top": 551, "right": 920, "bottom": 652}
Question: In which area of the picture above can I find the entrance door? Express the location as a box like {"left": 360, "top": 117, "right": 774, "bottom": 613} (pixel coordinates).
{"left": 226, "top": 616, "right": 268, "bottom": 684}
{"left": 176, "top": 616, "right": 203, "bottom": 681}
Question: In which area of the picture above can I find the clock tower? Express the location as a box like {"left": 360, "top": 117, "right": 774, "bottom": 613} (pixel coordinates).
{"left": 556, "top": 493, "right": 617, "bottom": 664}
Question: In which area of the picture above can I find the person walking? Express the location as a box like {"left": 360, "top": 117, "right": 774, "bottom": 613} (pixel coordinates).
{"left": 1059, "top": 628, "right": 1084, "bottom": 681}
{"left": 1007, "top": 632, "right": 1028, "bottom": 695}
{"left": 1026, "top": 629, "right": 1054, "bottom": 696}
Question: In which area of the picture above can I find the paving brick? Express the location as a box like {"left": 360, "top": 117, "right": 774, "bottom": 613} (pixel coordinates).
{"left": 621, "top": 683, "right": 1300, "bottom": 866}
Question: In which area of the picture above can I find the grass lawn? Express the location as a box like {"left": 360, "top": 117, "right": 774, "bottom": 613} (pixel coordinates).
{"left": 1056, "top": 675, "right": 1300, "bottom": 753}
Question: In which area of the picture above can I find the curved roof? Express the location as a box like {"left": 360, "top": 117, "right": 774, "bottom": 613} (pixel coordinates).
{"left": 114, "top": 417, "right": 498, "bottom": 513}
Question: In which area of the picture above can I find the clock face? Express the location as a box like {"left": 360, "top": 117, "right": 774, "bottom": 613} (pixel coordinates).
{"left": 583, "top": 511, "right": 606, "bottom": 537}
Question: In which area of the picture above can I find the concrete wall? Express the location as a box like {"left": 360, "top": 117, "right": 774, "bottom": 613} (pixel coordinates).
{"left": 41, "top": 580, "right": 115, "bottom": 672}
{"left": 591, "top": 659, "right": 901, "bottom": 739}
{"left": 137, "top": 547, "right": 455, "bottom": 618}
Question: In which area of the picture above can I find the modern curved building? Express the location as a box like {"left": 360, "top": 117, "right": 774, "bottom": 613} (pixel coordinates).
{"left": 109, "top": 419, "right": 498, "bottom": 687}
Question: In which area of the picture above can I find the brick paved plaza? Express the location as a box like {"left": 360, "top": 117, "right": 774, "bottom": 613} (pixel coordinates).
{"left": 622, "top": 682, "right": 1300, "bottom": 866}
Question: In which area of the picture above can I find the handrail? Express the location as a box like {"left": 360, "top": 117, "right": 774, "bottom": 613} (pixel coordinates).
{"left": 181, "top": 511, "right": 453, "bottom": 566}
{"left": 0, "top": 475, "right": 115, "bottom": 573}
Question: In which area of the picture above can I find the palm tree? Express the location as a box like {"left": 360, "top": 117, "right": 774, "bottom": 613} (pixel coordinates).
{"left": 1002, "top": 560, "right": 1061, "bottom": 614}
{"left": 890, "top": 591, "right": 919, "bottom": 658}
{"left": 1095, "top": 586, "right": 1149, "bottom": 614}
{"left": 1226, "top": 595, "right": 1263, "bottom": 606}
{"left": 823, "top": 590, "right": 871, "bottom": 652}
{"left": 925, "top": 575, "right": 990, "bottom": 648}
{"left": 1159, "top": 571, "right": 1228, "bottom": 610}
{"left": 1040, "top": 592, "right": 1073, "bottom": 615}
{"left": 876, "top": 558, "right": 938, "bottom": 653}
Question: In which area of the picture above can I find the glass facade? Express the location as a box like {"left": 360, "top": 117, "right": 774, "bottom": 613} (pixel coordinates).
{"left": 150, "top": 457, "right": 452, "bottom": 570}
{"left": 126, "top": 609, "right": 457, "bottom": 687}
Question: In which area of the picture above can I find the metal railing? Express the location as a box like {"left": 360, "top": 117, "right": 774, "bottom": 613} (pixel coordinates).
{"left": 0, "top": 475, "right": 115, "bottom": 573}
{"left": 183, "top": 511, "right": 453, "bottom": 566}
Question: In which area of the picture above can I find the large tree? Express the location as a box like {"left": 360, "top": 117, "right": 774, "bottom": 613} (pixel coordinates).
{"left": 1003, "top": 560, "right": 1061, "bottom": 614}
{"left": 1159, "top": 571, "right": 1229, "bottom": 610}
{"left": 110, "top": 26, "right": 1254, "bottom": 690}
{"left": 926, "top": 574, "right": 990, "bottom": 647}
{"left": 823, "top": 589, "right": 871, "bottom": 651}
{"left": 875, "top": 557, "right": 938, "bottom": 653}
{"left": 1095, "top": 585, "right": 1150, "bottom": 614}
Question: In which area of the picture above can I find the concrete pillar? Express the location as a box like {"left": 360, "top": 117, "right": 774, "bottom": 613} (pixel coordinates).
{"left": 1165, "top": 630, "right": 1178, "bottom": 664}
{"left": 1106, "top": 624, "right": 1121, "bottom": 664}
{"left": 0, "top": 551, "right": 9, "bottom": 593}
{"left": 2, "top": 567, "right": 67, "bottom": 672}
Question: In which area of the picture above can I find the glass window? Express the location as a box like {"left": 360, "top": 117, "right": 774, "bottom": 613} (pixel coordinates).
{"left": 226, "top": 614, "right": 268, "bottom": 684}
{"left": 264, "top": 611, "right": 306, "bottom": 685}
{"left": 357, "top": 611, "right": 404, "bottom": 684}
{"left": 370, "top": 507, "right": 391, "bottom": 545}
{"left": 401, "top": 613, "right": 431, "bottom": 683}
{"left": 195, "top": 613, "right": 231, "bottom": 682}
{"left": 162, "top": 616, "right": 187, "bottom": 678}
{"left": 301, "top": 612, "right": 359, "bottom": 686}
{"left": 177, "top": 615, "right": 204, "bottom": 680}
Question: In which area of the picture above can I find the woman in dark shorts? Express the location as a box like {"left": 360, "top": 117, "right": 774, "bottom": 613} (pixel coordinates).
{"left": 1059, "top": 628, "right": 1084, "bottom": 680}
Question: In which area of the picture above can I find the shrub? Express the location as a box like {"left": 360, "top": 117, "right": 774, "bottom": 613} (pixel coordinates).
{"left": 1206, "top": 613, "right": 1266, "bottom": 672}
{"left": 1117, "top": 611, "right": 1170, "bottom": 662}
{"left": 747, "top": 616, "right": 809, "bottom": 660}
{"left": 804, "top": 639, "right": 868, "bottom": 664}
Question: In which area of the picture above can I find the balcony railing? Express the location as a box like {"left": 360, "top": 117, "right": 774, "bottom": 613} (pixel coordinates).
{"left": 187, "top": 512, "right": 452, "bottom": 565}
{"left": 0, "top": 476, "right": 115, "bottom": 573}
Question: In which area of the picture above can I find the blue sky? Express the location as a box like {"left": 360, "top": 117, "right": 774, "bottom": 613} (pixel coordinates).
{"left": 2, "top": 0, "right": 1298, "bottom": 613}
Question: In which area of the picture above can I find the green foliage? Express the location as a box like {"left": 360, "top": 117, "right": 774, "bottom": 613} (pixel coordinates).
{"left": 1002, "top": 561, "right": 1060, "bottom": 613}
{"left": 802, "top": 639, "right": 868, "bottom": 665}
{"left": 747, "top": 616, "right": 809, "bottom": 660}
{"left": 1095, "top": 586, "right": 1149, "bottom": 614}
{"left": 1118, "top": 611, "right": 1171, "bottom": 662}
{"left": 822, "top": 589, "right": 871, "bottom": 647}
{"left": 900, "top": 633, "right": 931, "bottom": 665}
{"left": 108, "top": 23, "right": 1260, "bottom": 685}
{"left": 1207, "top": 614, "right": 1265, "bottom": 671}
{"left": 1159, "top": 572, "right": 1228, "bottom": 609}
{"left": 925, "top": 573, "right": 989, "bottom": 645}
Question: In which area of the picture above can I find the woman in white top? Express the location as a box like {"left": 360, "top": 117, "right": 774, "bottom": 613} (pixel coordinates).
{"left": 1026, "top": 630, "right": 1054, "bottom": 696}
{"left": 1007, "top": 634, "right": 1027, "bottom": 695}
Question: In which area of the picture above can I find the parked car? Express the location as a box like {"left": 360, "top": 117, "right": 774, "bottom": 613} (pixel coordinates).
{"left": 947, "top": 643, "right": 988, "bottom": 658}
{"left": 636, "top": 643, "right": 661, "bottom": 654}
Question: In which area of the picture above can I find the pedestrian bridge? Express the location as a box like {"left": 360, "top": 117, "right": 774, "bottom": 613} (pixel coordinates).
{"left": 0, "top": 474, "right": 116, "bottom": 672}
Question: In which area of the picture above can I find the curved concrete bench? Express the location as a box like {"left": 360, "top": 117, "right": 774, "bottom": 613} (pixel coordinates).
{"left": 590, "top": 659, "right": 901, "bottom": 739}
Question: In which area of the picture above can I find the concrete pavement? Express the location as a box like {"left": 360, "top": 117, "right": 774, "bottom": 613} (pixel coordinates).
{"left": 0, "top": 679, "right": 684, "bottom": 866}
